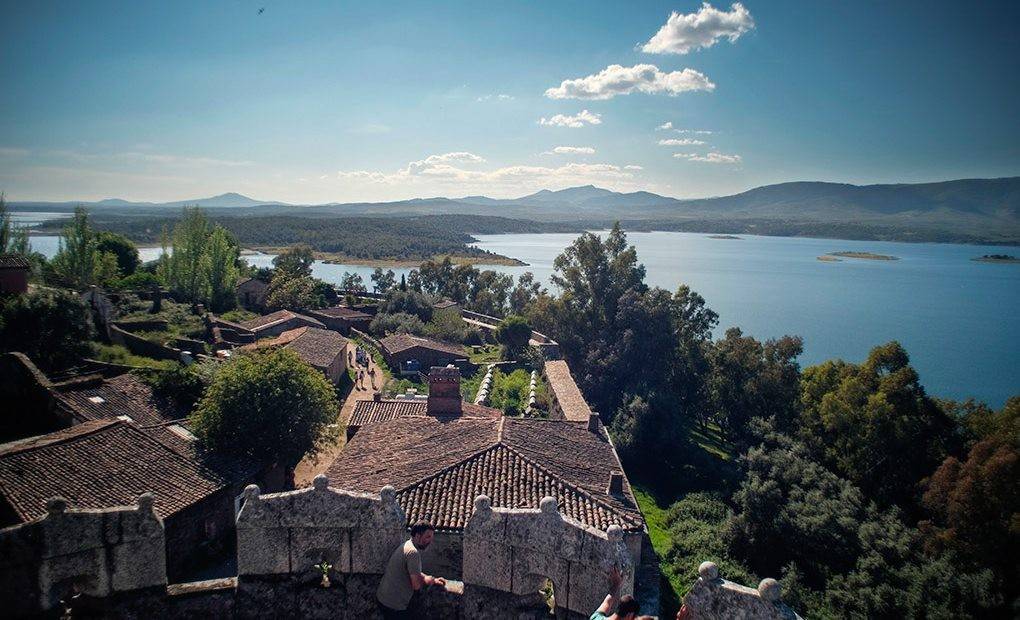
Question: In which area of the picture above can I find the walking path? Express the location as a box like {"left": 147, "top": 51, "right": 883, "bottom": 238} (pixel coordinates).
{"left": 293, "top": 349, "right": 384, "bottom": 487}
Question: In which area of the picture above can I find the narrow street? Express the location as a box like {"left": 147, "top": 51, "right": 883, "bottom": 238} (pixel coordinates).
{"left": 292, "top": 347, "right": 384, "bottom": 487}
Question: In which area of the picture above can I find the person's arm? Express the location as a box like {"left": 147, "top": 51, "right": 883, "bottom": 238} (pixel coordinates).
{"left": 596, "top": 566, "right": 624, "bottom": 614}
{"left": 406, "top": 549, "right": 447, "bottom": 591}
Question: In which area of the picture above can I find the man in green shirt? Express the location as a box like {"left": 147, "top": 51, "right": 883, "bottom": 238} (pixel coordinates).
{"left": 591, "top": 566, "right": 645, "bottom": 620}
{"left": 377, "top": 521, "right": 447, "bottom": 619}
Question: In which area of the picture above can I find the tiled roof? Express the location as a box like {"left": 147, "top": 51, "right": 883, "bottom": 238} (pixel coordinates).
{"left": 348, "top": 398, "right": 501, "bottom": 427}
{"left": 0, "top": 420, "right": 228, "bottom": 523}
{"left": 433, "top": 300, "right": 459, "bottom": 309}
{"left": 52, "top": 373, "right": 187, "bottom": 426}
{"left": 241, "top": 327, "right": 347, "bottom": 369}
{"left": 239, "top": 310, "right": 325, "bottom": 332}
{"left": 379, "top": 334, "right": 465, "bottom": 357}
{"left": 544, "top": 360, "right": 594, "bottom": 422}
{"left": 0, "top": 254, "right": 31, "bottom": 269}
{"left": 310, "top": 306, "right": 372, "bottom": 320}
{"left": 327, "top": 416, "right": 643, "bottom": 532}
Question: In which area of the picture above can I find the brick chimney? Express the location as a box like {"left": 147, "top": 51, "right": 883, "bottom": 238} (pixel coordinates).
{"left": 588, "top": 412, "right": 600, "bottom": 433}
{"left": 607, "top": 470, "right": 625, "bottom": 496}
{"left": 427, "top": 365, "right": 462, "bottom": 416}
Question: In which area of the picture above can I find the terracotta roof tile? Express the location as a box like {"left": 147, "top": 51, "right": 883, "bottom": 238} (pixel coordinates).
{"left": 239, "top": 310, "right": 325, "bottom": 332}
{"left": 379, "top": 334, "right": 465, "bottom": 357}
{"left": 347, "top": 399, "right": 501, "bottom": 428}
{"left": 52, "top": 373, "right": 187, "bottom": 426}
{"left": 0, "top": 420, "right": 228, "bottom": 523}
{"left": 0, "top": 254, "right": 30, "bottom": 269}
{"left": 242, "top": 327, "right": 347, "bottom": 369}
{"left": 327, "top": 416, "right": 643, "bottom": 532}
{"left": 310, "top": 307, "right": 372, "bottom": 320}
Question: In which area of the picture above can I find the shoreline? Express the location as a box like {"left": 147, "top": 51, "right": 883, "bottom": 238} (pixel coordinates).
{"left": 248, "top": 247, "right": 528, "bottom": 268}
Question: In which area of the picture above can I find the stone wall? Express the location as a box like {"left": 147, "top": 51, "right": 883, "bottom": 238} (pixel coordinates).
{"left": 0, "top": 494, "right": 166, "bottom": 616}
{"left": 463, "top": 495, "right": 634, "bottom": 617}
{"left": 683, "top": 561, "right": 802, "bottom": 620}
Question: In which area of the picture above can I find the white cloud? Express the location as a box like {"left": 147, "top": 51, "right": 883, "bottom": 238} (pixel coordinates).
{"left": 641, "top": 3, "right": 755, "bottom": 55}
{"left": 542, "top": 146, "right": 596, "bottom": 155}
{"left": 545, "top": 64, "right": 714, "bottom": 100}
{"left": 476, "top": 93, "right": 515, "bottom": 102}
{"left": 676, "top": 129, "right": 714, "bottom": 135}
{"left": 333, "top": 154, "right": 636, "bottom": 192}
{"left": 658, "top": 138, "right": 706, "bottom": 146}
{"left": 674, "top": 152, "right": 742, "bottom": 164}
{"left": 624, "top": 165, "right": 644, "bottom": 170}
{"left": 656, "top": 122, "right": 673, "bottom": 131}
{"left": 538, "top": 110, "right": 603, "bottom": 128}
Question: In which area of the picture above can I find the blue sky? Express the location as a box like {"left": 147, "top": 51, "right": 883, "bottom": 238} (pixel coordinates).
{"left": 1, "top": 1, "right": 1018, "bottom": 203}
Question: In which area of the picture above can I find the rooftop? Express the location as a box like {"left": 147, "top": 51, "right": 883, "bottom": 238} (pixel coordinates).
{"left": 0, "top": 254, "right": 31, "bottom": 269}
{"left": 309, "top": 306, "right": 372, "bottom": 320}
{"left": 242, "top": 326, "right": 347, "bottom": 369}
{"left": 327, "top": 416, "right": 643, "bottom": 532}
{"left": 239, "top": 310, "right": 325, "bottom": 332}
{"left": 51, "top": 372, "right": 188, "bottom": 427}
{"left": 348, "top": 398, "right": 501, "bottom": 428}
{"left": 0, "top": 420, "right": 228, "bottom": 524}
{"left": 379, "top": 333, "right": 465, "bottom": 357}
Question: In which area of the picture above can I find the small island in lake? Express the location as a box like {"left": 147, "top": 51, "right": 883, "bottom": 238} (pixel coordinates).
{"left": 972, "top": 254, "right": 1019, "bottom": 263}
{"left": 817, "top": 255, "right": 842, "bottom": 262}
{"left": 708, "top": 234, "right": 742, "bottom": 240}
{"left": 825, "top": 251, "right": 899, "bottom": 261}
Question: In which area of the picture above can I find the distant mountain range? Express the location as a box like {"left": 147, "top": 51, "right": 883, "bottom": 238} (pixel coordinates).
{"left": 11, "top": 177, "right": 1020, "bottom": 244}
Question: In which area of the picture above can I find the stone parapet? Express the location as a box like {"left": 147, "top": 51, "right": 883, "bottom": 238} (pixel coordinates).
{"left": 683, "top": 561, "right": 802, "bottom": 620}
{"left": 236, "top": 474, "right": 406, "bottom": 578}
{"left": 464, "top": 495, "right": 633, "bottom": 616}
{"left": 0, "top": 493, "right": 166, "bottom": 615}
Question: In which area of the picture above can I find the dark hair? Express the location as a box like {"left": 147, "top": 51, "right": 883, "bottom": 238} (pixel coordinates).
{"left": 617, "top": 595, "right": 641, "bottom": 616}
{"left": 410, "top": 521, "right": 435, "bottom": 537}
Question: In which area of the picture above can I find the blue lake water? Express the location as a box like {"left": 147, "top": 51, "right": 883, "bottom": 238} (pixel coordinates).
{"left": 29, "top": 230, "right": 1018, "bottom": 406}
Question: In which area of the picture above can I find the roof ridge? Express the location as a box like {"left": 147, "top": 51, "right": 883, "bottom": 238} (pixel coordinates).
{"left": 497, "top": 442, "right": 642, "bottom": 527}
{"left": 0, "top": 419, "right": 124, "bottom": 456}
{"left": 393, "top": 443, "right": 503, "bottom": 494}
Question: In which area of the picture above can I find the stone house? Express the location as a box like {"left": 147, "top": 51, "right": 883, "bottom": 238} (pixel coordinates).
{"left": 432, "top": 298, "right": 461, "bottom": 318}
{"left": 328, "top": 366, "right": 646, "bottom": 580}
{"left": 378, "top": 333, "right": 467, "bottom": 374}
{"left": 238, "top": 309, "right": 326, "bottom": 340}
{"left": 0, "top": 254, "right": 30, "bottom": 294}
{"left": 0, "top": 419, "right": 248, "bottom": 581}
{"left": 307, "top": 306, "right": 373, "bottom": 335}
{"left": 235, "top": 277, "right": 268, "bottom": 310}
{"left": 242, "top": 326, "right": 348, "bottom": 385}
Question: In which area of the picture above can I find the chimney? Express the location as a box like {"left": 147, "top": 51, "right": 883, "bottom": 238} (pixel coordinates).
{"left": 373, "top": 391, "right": 382, "bottom": 402}
{"left": 588, "top": 412, "right": 600, "bottom": 433}
{"left": 608, "top": 471, "right": 625, "bottom": 496}
{"left": 427, "top": 365, "right": 462, "bottom": 416}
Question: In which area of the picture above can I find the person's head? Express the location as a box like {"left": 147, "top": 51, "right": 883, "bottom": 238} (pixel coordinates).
{"left": 410, "top": 520, "right": 435, "bottom": 549}
{"left": 616, "top": 595, "right": 641, "bottom": 620}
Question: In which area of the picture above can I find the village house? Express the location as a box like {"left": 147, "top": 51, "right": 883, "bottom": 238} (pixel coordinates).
{"left": 346, "top": 366, "right": 502, "bottom": 440}
{"left": 0, "top": 419, "right": 250, "bottom": 581}
{"left": 238, "top": 309, "right": 325, "bottom": 339}
{"left": 432, "top": 298, "right": 461, "bottom": 318}
{"left": 328, "top": 365, "right": 646, "bottom": 579}
{"left": 378, "top": 333, "right": 467, "bottom": 375}
{"left": 307, "top": 305, "right": 373, "bottom": 335}
{"left": 242, "top": 326, "right": 348, "bottom": 385}
{"left": 235, "top": 277, "right": 269, "bottom": 310}
{"left": 0, "top": 254, "right": 30, "bottom": 294}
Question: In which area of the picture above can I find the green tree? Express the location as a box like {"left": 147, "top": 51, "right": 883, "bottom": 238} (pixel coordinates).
{"left": 495, "top": 315, "right": 532, "bottom": 358}
{"left": 370, "top": 311, "right": 426, "bottom": 337}
{"left": 190, "top": 349, "right": 339, "bottom": 469}
{"left": 371, "top": 267, "right": 397, "bottom": 293}
{"left": 378, "top": 289, "right": 433, "bottom": 322}
{"left": 0, "top": 288, "right": 94, "bottom": 371}
{"left": 0, "top": 194, "right": 30, "bottom": 255}
{"left": 51, "top": 206, "right": 119, "bottom": 287}
{"left": 509, "top": 272, "right": 545, "bottom": 315}
{"left": 272, "top": 244, "right": 315, "bottom": 278}
{"left": 205, "top": 227, "right": 240, "bottom": 312}
{"left": 264, "top": 274, "right": 322, "bottom": 312}
{"left": 340, "top": 271, "right": 366, "bottom": 292}
{"left": 798, "top": 341, "right": 958, "bottom": 511}
{"left": 96, "top": 231, "right": 140, "bottom": 276}
{"left": 160, "top": 207, "right": 211, "bottom": 303}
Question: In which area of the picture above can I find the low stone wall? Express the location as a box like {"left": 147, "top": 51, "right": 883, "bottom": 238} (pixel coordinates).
{"left": 683, "top": 561, "right": 802, "bottom": 620}
{"left": 110, "top": 324, "right": 184, "bottom": 361}
{"left": 0, "top": 494, "right": 166, "bottom": 616}
{"left": 463, "top": 495, "right": 634, "bottom": 617}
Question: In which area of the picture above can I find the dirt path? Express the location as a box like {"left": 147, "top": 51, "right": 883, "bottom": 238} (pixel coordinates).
{"left": 293, "top": 349, "right": 384, "bottom": 487}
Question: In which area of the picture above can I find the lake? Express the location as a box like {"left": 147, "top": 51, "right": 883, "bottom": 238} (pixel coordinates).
{"left": 29, "top": 230, "right": 1018, "bottom": 406}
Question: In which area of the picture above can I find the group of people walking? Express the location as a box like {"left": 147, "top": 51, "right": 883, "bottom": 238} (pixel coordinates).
{"left": 349, "top": 346, "right": 376, "bottom": 391}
